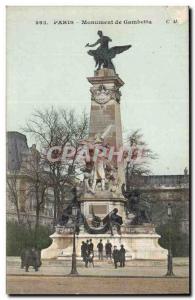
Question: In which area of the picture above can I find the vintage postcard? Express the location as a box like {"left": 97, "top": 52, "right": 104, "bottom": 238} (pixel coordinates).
{"left": 6, "top": 6, "right": 190, "bottom": 295}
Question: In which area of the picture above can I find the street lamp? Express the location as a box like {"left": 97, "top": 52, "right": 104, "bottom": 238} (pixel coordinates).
{"left": 165, "top": 203, "right": 175, "bottom": 277}
{"left": 69, "top": 204, "right": 79, "bottom": 276}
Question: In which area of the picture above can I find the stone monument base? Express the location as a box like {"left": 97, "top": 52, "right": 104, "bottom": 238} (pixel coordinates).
{"left": 79, "top": 191, "right": 127, "bottom": 222}
{"left": 41, "top": 225, "right": 167, "bottom": 261}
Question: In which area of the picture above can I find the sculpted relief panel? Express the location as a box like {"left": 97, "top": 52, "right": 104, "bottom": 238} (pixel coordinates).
{"left": 90, "top": 84, "right": 121, "bottom": 104}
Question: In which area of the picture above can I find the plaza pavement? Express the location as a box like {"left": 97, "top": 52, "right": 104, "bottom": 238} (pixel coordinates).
{"left": 7, "top": 276, "right": 189, "bottom": 295}
{"left": 6, "top": 257, "right": 190, "bottom": 295}
{"left": 7, "top": 256, "right": 189, "bottom": 277}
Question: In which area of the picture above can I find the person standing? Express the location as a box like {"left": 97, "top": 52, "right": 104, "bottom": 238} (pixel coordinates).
{"left": 82, "top": 241, "right": 90, "bottom": 267}
{"left": 112, "top": 246, "right": 119, "bottom": 269}
{"left": 86, "top": 240, "right": 90, "bottom": 253}
{"left": 97, "top": 239, "right": 103, "bottom": 260}
{"left": 119, "top": 244, "right": 126, "bottom": 267}
{"left": 89, "top": 239, "right": 94, "bottom": 254}
{"left": 81, "top": 241, "right": 87, "bottom": 261}
{"left": 105, "top": 240, "right": 112, "bottom": 259}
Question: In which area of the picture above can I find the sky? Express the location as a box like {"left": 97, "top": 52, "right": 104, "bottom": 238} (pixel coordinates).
{"left": 6, "top": 6, "right": 189, "bottom": 175}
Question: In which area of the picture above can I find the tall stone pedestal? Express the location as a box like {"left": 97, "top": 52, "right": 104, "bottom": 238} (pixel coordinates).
{"left": 88, "top": 68, "right": 125, "bottom": 183}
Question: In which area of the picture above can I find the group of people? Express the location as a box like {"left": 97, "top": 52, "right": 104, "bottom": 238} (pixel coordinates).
{"left": 20, "top": 247, "right": 41, "bottom": 272}
{"left": 80, "top": 239, "right": 126, "bottom": 268}
{"left": 81, "top": 239, "right": 95, "bottom": 267}
{"left": 112, "top": 245, "right": 126, "bottom": 269}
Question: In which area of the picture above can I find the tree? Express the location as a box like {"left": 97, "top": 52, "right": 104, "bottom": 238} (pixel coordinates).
{"left": 7, "top": 221, "right": 52, "bottom": 255}
{"left": 23, "top": 107, "right": 88, "bottom": 226}
{"left": 122, "top": 129, "right": 158, "bottom": 222}
{"left": 7, "top": 170, "right": 22, "bottom": 224}
{"left": 20, "top": 145, "right": 49, "bottom": 238}
{"left": 125, "top": 129, "right": 158, "bottom": 176}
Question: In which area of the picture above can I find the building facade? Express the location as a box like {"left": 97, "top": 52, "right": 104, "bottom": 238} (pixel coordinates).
{"left": 6, "top": 131, "right": 54, "bottom": 227}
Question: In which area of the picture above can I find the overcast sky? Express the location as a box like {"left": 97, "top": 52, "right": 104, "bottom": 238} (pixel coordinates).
{"left": 6, "top": 6, "right": 189, "bottom": 175}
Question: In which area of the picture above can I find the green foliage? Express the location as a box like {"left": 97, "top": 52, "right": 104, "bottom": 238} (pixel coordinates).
{"left": 156, "top": 223, "right": 189, "bottom": 257}
{"left": 6, "top": 221, "right": 52, "bottom": 256}
{"left": 156, "top": 202, "right": 189, "bottom": 257}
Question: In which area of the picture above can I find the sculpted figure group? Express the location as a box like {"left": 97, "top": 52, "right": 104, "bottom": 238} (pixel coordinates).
{"left": 86, "top": 30, "right": 131, "bottom": 72}
{"left": 80, "top": 128, "right": 121, "bottom": 195}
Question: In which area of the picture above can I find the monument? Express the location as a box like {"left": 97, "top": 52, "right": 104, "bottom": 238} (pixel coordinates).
{"left": 42, "top": 31, "right": 167, "bottom": 261}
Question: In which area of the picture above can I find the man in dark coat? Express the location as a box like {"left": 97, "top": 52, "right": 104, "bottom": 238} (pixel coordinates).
{"left": 81, "top": 241, "right": 87, "bottom": 261}
{"left": 89, "top": 239, "right": 94, "bottom": 254}
{"left": 112, "top": 246, "right": 119, "bottom": 269}
{"left": 105, "top": 240, "right": 112, "bottom": 259}
{"left": 119, "top": 244, "right": 126, "bottom": 267}
{"left": 86, "top": 240, "right": 90, "bottom": 252}
{"left": 84, "top": 249, "right": 94, "bottom": 268}
{"left": 31, "top": 247, "right": 39, "bottom": 271}
{"left": 21, "top": 247, "right": 41, "bottom": 272}
{"left": 81, "top": 241, "right": 91, "bottom": 267}
{"left": 97, "top": 239, "right": 103, "bottom": 260}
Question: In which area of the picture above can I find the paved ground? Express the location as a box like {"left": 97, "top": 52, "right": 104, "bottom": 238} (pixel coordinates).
{"left": 6, "top": 257, "right": 190, "bottom": 295}
{"left": 6, "top": 276, "right": 189, "bottom": 295}
{"left": 7, "top": 257, "right": 189, "bottom": 277}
